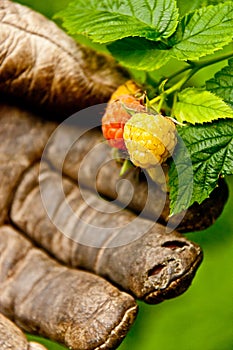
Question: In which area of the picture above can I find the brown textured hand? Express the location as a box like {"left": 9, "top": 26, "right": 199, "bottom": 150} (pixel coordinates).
{"left": 0, "top": 313, "right": 48, "bottom": 350}
{"left": 0, "top": 1, "right": 228, "bottom": 350}
{"left": 0, "top": 0, "right": 127, "bottom": 116}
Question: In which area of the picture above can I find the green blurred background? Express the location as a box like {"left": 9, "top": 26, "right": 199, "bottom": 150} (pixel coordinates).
{"left": 15, "top": 1, "right": 233, "bottom": 349}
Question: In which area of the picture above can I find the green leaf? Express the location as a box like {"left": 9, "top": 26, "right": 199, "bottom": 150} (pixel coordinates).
{"left": 173, "top": 88, "right": 233, "bottom": 124}
{"left": 176, "top": 0, "right": 225, "bottom": 16}
{"left": 205, "top": 0, "right": 226, "bottom": 5}
{"left": 169, "top": 119, "right": 233, "bottom": 214}
{"left": 176, "top": 0, "right": 204, "bottom": 16}
{"left": 168, "top": 136, "right": 194, "bottom": 215}
{"left": 108, "top": 37, "right": 172, "bottom": 71}
{"left": 128, "top": 68, "right": 148, "bottom": 84}
{"left": 170, "top": 2, "right": 233, "bottom": 60}
{"left": 206, "top": 58, "right": 233, "bottom": 108}
{"left": 56, "top": 0, "right": 179, "bottom": 43}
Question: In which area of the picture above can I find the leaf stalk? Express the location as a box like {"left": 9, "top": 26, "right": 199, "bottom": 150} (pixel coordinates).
{"left": 149, "top": 51, "right": 233, "bottom": 108}
{"left": 187, "top": 51, "right": 233, "bottom": 69}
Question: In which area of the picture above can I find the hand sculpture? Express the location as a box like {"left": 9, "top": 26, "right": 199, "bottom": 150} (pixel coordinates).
{"left": 0, "top": 1, "right": 228, "bottom": 349}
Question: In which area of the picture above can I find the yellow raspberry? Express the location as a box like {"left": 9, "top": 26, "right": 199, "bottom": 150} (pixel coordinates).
{"left": 123, "top": 113, "right": 177, "bottom": 168}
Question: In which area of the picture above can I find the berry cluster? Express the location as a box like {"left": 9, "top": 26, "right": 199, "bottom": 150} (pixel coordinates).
{"left": 102, "top": 81, "right": 145, "bottom": 150}
{"left": 101, "top": 81, "right": 177, "bottom": 189}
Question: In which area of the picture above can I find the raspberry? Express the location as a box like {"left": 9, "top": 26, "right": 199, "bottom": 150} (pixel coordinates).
{"left": 110, "top": 80, "right": 142, "bottom": 102}
{"left": 123, "top": 113, "right": 177, "bottom": 168}
{"left": 102, "top": 83, "right": 145, "bottom": 150}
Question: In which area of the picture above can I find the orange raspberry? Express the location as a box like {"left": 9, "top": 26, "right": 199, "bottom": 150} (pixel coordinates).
{"left": 110, "top": 80, "right": 142, "bottom": 102}
{"left": 102, "top": 81, "right": 145, "bottom": 150}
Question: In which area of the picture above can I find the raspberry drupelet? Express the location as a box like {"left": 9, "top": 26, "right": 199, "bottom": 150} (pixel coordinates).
{"left": 123, "top": 112, "right": 177, "bottom": 168}
{"left": 102, "top": 81, "right": 145, "bottom": 150}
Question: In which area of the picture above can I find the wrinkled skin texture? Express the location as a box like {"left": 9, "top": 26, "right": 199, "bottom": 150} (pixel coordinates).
{"left": 0, "top": 226, "right": 137, "bottom": 350}
{"left": 0, "top": 104, "right": 202, "bottom": 304}
{"left": 45, "top": 122, "right": 228, "bottom": 233}
{"left": 0, "top": 1, "right": 228, "bottom": 349}
{"left": 0, "top": 0, "right": 128, "bottom": 116}
{"left": 0, "top": 103, "right": 203, "bottom": 349}
{"left": 0, "top": 313, "right": 48, "bottom": 350}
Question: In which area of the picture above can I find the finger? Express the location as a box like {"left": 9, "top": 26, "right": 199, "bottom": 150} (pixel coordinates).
{"left": 11, "top": 160, "right": 203, "bottom": 304}
{"left": 45, "top": 121, "right": 228, "bottom": 232}
{"left": 0, "top": 312, "right": 48, "bottom": 350}
{"left": 0, "top": 0, "right": 127, "bottom": 117}
{"left": 0, "top": 0, "right": 228, "bottom": 231}
{"left": 0, "top": 104, "right": 55, "bottom": 226}
{"left": 0, "top": 102, "right": 226, "bottom": 234}
{"left": 0, "top": 103, "right": 202, "bottom": 303}
{"left": 0, "top": 316, "right": 49, "bottom": 350}
{"left": 0, "top": 225, "right": 137, "bottom": 350}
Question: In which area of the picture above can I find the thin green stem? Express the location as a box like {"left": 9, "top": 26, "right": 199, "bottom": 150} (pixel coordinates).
{"left": 171, "top": 92, "right": 178, "bottom": 118}
{"left": 158, "top": 52, "right": 232, "bottom": 89}
{"left": 119, "top": 159, "right": 133, "bottom": 176}
{"left": 187, "top": 51, "right": 233, "bottom": 69}
{"left": 162, "top": 71, "right": 193, "bottom": 96}
{"left": 149, "top": 94, "right": 161, "bottom": 105}
{"left": 150, "top": 70, "right": 193, "bottom": 105}
{"left": 149, "top": 50, "right": 233, "bottom": 108}
{"left": 157, "top": 95, "right": 165, "bottom": 112}
{"left": 165, "top": 65, "right": 191, "bottom": 82}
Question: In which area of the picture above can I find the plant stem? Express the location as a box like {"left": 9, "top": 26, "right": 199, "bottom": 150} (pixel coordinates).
{"left": 150, "top": 70, "right": 193, "bottom": 105}
{"left": 187, "top": 51, "right": 233, "bottom": 69}
{"left": 119, "top": 159, "right": 133, "bottom": 176}
{"left": 149, "top": 51, "right": 233, "bottom": 107}
{"left": 165, "top": 66, "right": 191, "bottom": 82}
{"left": 157, "top": 95, "right": 165, "bottom": 112}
